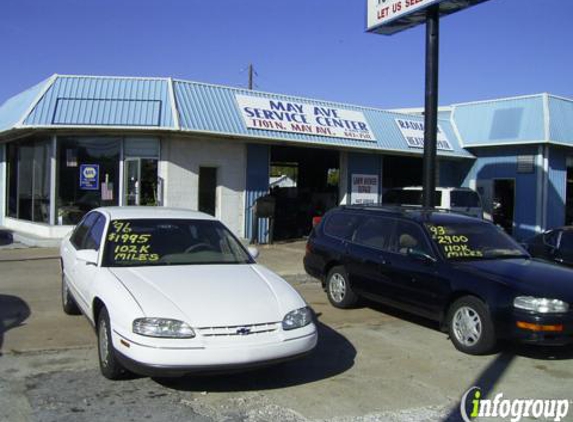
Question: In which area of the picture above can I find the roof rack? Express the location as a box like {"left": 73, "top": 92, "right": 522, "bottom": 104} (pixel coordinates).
{"left": 341, "top": 204, "right": 475, "bottom": 217}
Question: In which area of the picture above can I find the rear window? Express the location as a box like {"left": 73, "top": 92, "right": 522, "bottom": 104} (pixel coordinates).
{"left": 324, "top": 212, "right": 361, "bottom": 240}
{"left": 383, "top": 190, "right": 442, "bottom": 206}
{"left": 450, "top": 191, "right": 481, "bottom": 208}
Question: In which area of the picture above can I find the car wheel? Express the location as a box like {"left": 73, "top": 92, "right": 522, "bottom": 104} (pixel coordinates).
{"left": 61, "top": 272, "right": 80, "bottom": 315}
{"left": 326, "top": 266, "right": 358, "bottom": 309}
{"left": 97, "top": 307, "right": 126, "bottom": 380}
{"left": 447, "top": 296, "right": 496, "bottom": 355}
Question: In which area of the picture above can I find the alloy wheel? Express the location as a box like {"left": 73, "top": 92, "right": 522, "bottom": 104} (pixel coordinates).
{"left": 329, "top": 273, "right": 347, "bottom": 303}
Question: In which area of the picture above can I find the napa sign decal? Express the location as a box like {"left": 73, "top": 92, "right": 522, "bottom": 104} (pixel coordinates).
{"left": 79, "top": 164, "right": 99, "bottom": 191}
{"left": 395, "top": 118, "right": 454, "bottom": 151}
{"left": 235, "top": 94, "right": 376, "bottom": 142}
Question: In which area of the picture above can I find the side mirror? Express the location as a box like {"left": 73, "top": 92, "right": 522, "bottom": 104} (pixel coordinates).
{"left": 247, "top": 246, "right": 260, "bottom": 260}
{"left": 76, "top": 249, "right": 98, "bottom": 266}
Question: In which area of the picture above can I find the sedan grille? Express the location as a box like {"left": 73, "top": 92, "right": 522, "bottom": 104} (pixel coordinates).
{"left": 197, "top": 322, "right": 280, "bottom": 337}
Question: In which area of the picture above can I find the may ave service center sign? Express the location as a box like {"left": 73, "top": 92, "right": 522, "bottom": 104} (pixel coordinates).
{"left": 236, "top": 94, "right": 376, "bottom": 142}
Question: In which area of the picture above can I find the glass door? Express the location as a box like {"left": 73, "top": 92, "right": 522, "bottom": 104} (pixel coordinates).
{"left": 124, "top": 158, "right": 158, "bottom": 206}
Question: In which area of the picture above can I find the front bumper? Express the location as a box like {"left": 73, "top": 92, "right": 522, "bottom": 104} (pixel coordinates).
{"left": 506, "top": 309, "right": 573, "bottom": 346}
{"left": 111, "top": 325, "right": 318, "bottom": 377}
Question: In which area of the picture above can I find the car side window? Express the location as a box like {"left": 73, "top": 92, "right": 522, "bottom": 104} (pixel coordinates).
{"left": 83, "top": 215, "right": 106, "bottom": 251}
{"left": 543, "top": 230, "right": 560, "bottom": 248}
{"left": 353, "top": 216, "right": 395, "bottom": 251}
{"left": 70, "top": 212, "right": 100, "bottom": 250}
{"left": 391, "top": 220, "right": 434, "bottom": 257}
{"left": 324, "top": 212, "right": 361, "bottom": 240}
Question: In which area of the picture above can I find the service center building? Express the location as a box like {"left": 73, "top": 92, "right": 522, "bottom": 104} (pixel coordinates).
{"left": 0, "top": 75, "right": 571, "bottom": 243}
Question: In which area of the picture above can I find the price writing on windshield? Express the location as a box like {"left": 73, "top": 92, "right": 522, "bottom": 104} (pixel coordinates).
{"left": 108, "top": 221, "right": 158, "bottom": 262}
{"left": 427, "top": 225, "right": 483, "bottom": 259}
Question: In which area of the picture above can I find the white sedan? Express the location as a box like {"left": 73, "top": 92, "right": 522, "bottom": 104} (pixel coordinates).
{"left": 60, "top": 207, "right": 317, "bottom": 379}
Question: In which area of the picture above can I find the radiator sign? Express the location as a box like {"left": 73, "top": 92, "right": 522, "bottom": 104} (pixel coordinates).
{"left": 395, "top": 118, "right": 454, "bottom": 151}
{"left": 236, "top": 94, "right": 376, "bottom": 142}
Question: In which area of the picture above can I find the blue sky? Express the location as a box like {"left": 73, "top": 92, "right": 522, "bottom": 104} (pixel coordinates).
{"left": 0, "top": 0, "right": 570, "bottom": 109}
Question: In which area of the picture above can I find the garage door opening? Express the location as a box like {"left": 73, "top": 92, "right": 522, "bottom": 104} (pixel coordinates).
{"left": 269, "top": 146, "right": 339, "bottom": 241}
{"left": 382, "top": 155, "right": 423, "bottom": 190}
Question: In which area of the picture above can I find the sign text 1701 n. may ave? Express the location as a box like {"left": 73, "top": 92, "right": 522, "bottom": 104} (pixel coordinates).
{"left": 236, "top": 94, "right": 376, "bottom": 142}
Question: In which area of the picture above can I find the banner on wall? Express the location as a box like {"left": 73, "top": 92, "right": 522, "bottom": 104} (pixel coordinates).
{"left": 351, "top": 174, "right": 379, "bottom": 205}
{"left": 79, "top": 164, "right": 100, "bottom": 191}
{"left": 236, "top": 94, "right": 376, "bottom": 142}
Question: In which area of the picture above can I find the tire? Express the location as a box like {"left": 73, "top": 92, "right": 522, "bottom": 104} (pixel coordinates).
{"left": 61, "top": 272, "right": 80, "bottom": 315}
{"left": 326, "top": 266, "right": 359, "bottom": 309}
{"left": 97, "top": 307, "right": 126, "bottom": 380}
{"left": 447, "top": 296, "right": 496, "bottom": 355}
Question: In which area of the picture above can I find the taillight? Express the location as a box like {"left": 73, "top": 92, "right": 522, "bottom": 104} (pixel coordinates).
{"left": 305, "top": 243, "right": 313, "bottom": 255}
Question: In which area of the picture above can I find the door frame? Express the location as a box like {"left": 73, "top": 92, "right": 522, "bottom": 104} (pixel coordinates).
{"left": 492, "top": 177, "right": 516, "bottom": 235}
{"left": 122, "top": 156, "right": 159, "bottom": 206}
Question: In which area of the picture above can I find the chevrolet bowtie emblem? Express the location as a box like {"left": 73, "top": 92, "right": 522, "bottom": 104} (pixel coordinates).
{"left": 236, "top": 327, "right": 251, "bottom": 335}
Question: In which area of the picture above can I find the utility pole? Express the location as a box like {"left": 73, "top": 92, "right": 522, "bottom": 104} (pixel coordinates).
{"left": 422, "top": 5, "right": 439, "bottom": 208}
{"left": 248, "top": 64, "right": 254, "bottom": 90}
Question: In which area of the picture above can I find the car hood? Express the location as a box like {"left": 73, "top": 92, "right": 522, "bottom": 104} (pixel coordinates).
{"left": 109, "top": 264, "right": 305, "bottom": 327}
{"left": 454, "top": 258, "right": 573, "bottom": 302}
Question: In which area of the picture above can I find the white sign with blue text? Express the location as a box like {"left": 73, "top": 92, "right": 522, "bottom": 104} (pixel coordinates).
{"left": 236, "top": 94, "right": 376, "bottom": 142}
{"left": 395, "top": 118, "right": 453, "bottom": 151}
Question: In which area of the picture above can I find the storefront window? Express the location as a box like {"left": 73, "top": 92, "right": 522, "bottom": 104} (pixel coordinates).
{"left": 57, "top": 137, "right": 120, "bottom": 225}
{"left": 6, "top": 143, "right": 17, "bottom": 218}
{"left": 5, "top": 138, "right": 51, "bottom": 223}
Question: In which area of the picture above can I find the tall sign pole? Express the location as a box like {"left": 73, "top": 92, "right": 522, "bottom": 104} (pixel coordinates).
{"left": 366, "top": 0, "right": 492, "bottom": 208}
{"left": 422, "top": 5, "right": 439, "bottom": 208}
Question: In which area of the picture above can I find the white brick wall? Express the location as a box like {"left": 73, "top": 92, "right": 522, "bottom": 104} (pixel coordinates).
{"left": 160, "top": 136, "right": 246, "bottom": 238}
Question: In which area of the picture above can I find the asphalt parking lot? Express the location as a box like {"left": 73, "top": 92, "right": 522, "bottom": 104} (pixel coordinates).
{"left": 1, "top": 241, "right": 572, "bottom": 422}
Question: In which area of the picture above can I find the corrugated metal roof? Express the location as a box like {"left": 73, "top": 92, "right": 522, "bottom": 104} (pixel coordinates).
{"left": 25, "top": 75, "right": 175, "bottom": 128}
{"left": 548, "top": 95, "right": 573, "bottom": 144}
{"left": 451, "top": 94, "right": 546, "bottom": 147}
{"left": 0, "top": 77, "right": 52, "bottom": 133}
{"left": 0, "top": 74, "right": 473, "bottom": 157}
{"left": 173, "top": 79, "right": 472, "bottom": 157}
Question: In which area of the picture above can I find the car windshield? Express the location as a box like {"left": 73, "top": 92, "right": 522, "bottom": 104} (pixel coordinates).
{"left": 103, "top": 219, "right": 253, "bottom": 267}
{"left": 425, "top": 221, "right": 528, "bottom": 261}
{"left": 560, "top": 232, "right": 573, "bottom": 253}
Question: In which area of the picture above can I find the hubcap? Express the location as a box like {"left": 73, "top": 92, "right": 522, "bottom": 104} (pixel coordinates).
{"left": 452, "top": 306, "right": 482, "bottom": 347}
{"left": 99, "top": 319, "right": 110, "bottom": 367}
{"left": 329, "top": 273, "right": 346, "bottom": 303}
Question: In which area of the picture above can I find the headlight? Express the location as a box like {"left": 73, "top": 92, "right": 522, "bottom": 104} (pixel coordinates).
{"left": 133, "top": 318, "right": 195, "bottom": 338}
{"left": 513, "top": 297, "right": 569, "bottom": 314}
{"left": 282, "top": 307, "right": 313, "bottom": 330}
